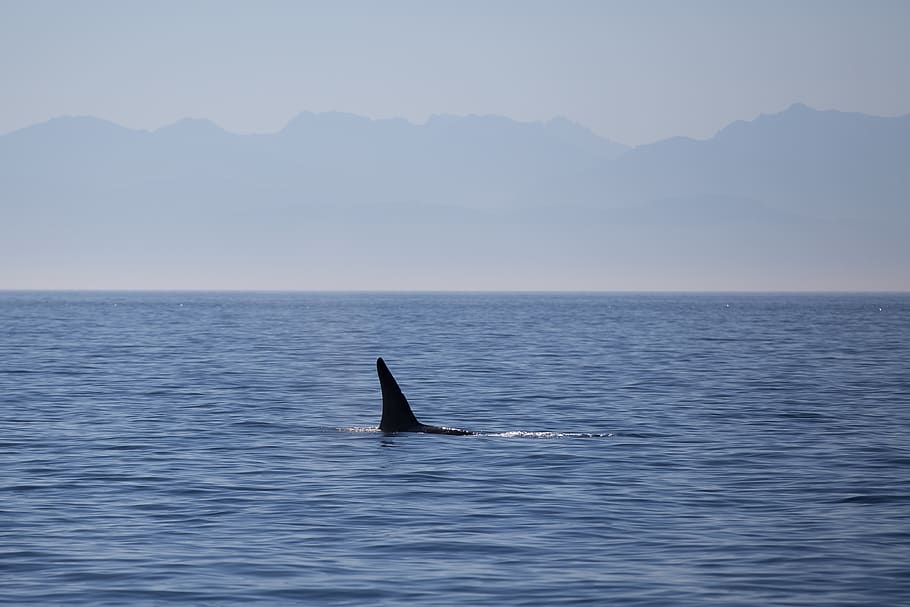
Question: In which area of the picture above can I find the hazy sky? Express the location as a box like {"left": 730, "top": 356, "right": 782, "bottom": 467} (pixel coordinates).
{"left": 2, "top": 0, "right": 908, "bottom": 145}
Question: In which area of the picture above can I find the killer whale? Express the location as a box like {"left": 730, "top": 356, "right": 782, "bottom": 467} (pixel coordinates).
{"left": 377, "top": 357, "right": 474, "bottom": 435}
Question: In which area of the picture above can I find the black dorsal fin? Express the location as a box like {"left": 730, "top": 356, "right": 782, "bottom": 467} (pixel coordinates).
{"left": 377, "top": 357, "right": 421, "bottom": 431}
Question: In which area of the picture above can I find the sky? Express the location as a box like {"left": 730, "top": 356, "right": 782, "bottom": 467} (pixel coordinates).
{"left": 1, "top": 0, "right": 908, "bottom": 146}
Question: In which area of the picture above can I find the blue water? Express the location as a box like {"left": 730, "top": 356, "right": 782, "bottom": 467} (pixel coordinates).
{"left": 2, "top": 292, "right": 909, "bottom": 605}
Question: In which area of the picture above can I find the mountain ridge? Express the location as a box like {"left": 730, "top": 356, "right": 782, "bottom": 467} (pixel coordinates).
{"left": 1, "top": 104, "right": 907, "bottom": 290}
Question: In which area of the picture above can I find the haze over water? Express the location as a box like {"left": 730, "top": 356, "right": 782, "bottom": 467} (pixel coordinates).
{"left": 3, "top": 292, "right": 909, "bottom": 605}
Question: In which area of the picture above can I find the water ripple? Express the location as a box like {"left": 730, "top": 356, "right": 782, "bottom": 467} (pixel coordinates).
{"left": 2, "top": 292, "right": 909, "bottom": 605}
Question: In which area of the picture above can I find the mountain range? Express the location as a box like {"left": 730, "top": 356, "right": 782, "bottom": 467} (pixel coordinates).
{"left": 1, "top": 104, "right": 908, "bottom": 290}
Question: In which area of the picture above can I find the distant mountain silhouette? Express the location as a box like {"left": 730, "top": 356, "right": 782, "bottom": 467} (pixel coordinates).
{"left": 1, "top": 106, "right": 907, "bottom": 290}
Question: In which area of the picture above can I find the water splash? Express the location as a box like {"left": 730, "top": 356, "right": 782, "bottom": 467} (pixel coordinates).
{"left": 336, "top": 427, "right": 612, "bottom": 438}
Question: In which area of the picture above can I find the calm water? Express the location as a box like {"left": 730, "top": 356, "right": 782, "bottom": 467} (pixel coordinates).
{"left": 2, "top": 292, "right": 909, "bottom": 605}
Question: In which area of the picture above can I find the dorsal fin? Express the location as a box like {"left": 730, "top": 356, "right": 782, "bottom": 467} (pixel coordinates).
{"left": 377, "top": 357, "right": 421, "bottom": 431}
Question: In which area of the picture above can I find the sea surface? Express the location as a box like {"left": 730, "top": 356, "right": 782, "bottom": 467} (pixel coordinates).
{"left": 2, "top": 291, "right": 909, "bottom": 606}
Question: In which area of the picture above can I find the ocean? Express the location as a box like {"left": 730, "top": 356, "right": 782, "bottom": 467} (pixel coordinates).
{"left": 2, "top": 291, "right": 909, "bottom": 605}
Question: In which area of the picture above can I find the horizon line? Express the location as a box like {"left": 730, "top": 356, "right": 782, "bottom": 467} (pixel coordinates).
{"left": 2, "top": 288, "right": 907, "bottom": 295}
